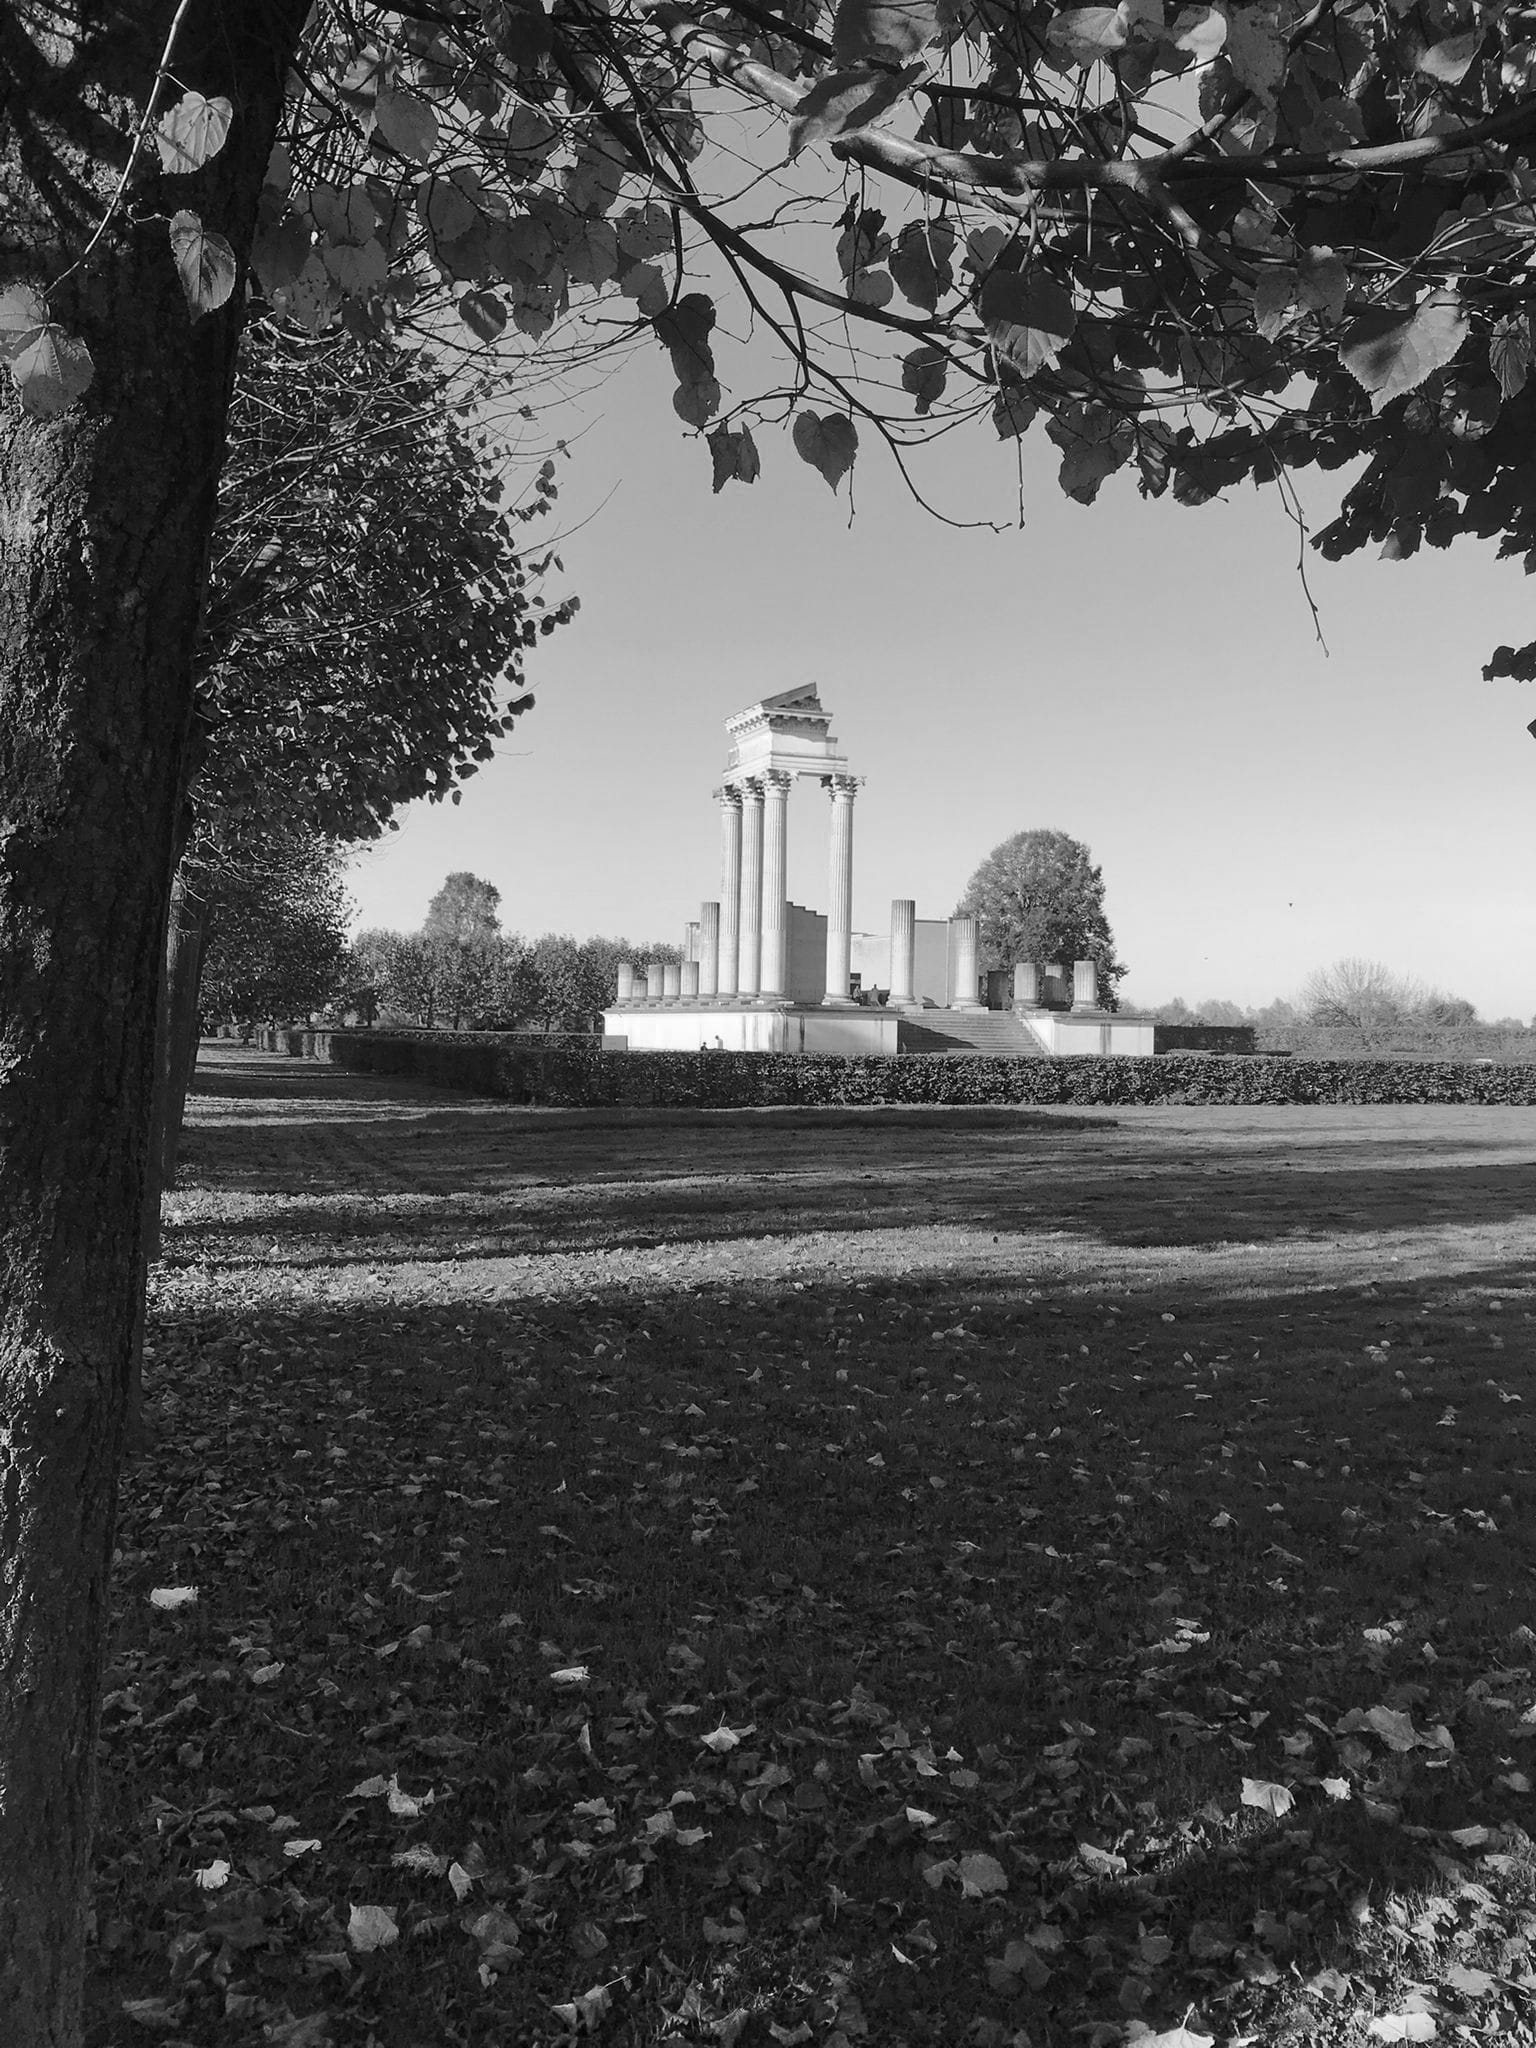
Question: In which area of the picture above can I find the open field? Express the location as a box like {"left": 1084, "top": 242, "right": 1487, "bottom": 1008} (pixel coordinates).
{"left": 92, "top": 1045, "right": 1536, "bottom": 2047}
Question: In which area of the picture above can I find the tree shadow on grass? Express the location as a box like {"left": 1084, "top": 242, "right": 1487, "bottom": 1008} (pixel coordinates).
{"left": 107, "top": 1251, "right": 1536, "bottom": 2047}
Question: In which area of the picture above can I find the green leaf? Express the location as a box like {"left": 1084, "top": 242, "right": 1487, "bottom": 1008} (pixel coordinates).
{"left": 902, "top": 344, "right": 948, "bottom": 413}
{"left": 617, "top": 204, "right": 672, "bottom": 264}
{"left": 374, "top": 87, "right": 439, "bottom": 165}
{"left": 1490, "top": 313, "right": 1532, "bottom": 400}
{"left": 251, "top": 214, "right": 313, "bottom": 295}
{"left": 1418, "top": 29, "right": 1483, "bottom": 84}
{"left": 169, "top": 210, "right": 238, "bottom": 317}
{"left": 708, "top": 423, "right": 761, "bottom": 491}
{"left": 1045, "top": 7, "right": 1130, "bottom": 68}
{"left": 1339, "top": 293, "right": 1469, "bottom": 411}
{"left": 673, "top": 375, "right": 721, "bottom": 429}
{"left": 416, "top": 176, "right": 475, "bottom": 248}
{"left": 459, "top": 289, "right": 508, "bottom": 343}
{"left": 1296, "top": 247, "right": 1348, "bottom": 323}
{"left": 155, "top": 92, "right": 233, "bottom": 174}
{"left": 981, "top": 271, "right": 1076, "bottom": 375}
{"left": 1253, "top": 266, "right": 1297, "bottom": 339}
{"left": 320, "top": 238, "right": 388, "bottom": 295}
{"left": 992, "top": 382, "right": 1037, "bottom": 439}
{"left": 0, "top": 284, "right": 94, "bottom": 415}
{"left": 1219, "top": 0, "right": 1288, "bottom": 107}
{"left": 792, "top": 410, "right": 858, "bottom": 491}
{"left": 831, "top": 0, "right": 938, "bottom": 64}
{"left": 789, "top": 66, "right": 916, "bottom": 157}
{"left": 1166, "top": 5, "right": 1227, "bottom": 63}
{"left": 889, "top": 220, "right": 955, "bottom": 311}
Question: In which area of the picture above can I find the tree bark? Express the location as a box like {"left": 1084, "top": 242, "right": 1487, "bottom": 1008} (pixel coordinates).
{"left": 0, "top": 8, "right": 308, "bottom": 2042}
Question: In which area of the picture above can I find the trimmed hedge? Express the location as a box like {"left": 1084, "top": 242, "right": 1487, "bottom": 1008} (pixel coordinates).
{"left": 318, "top": 1031, "right": 1536, "bottom": 1107}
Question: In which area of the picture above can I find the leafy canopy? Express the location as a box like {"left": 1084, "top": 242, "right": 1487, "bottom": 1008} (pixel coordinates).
{"left": 196, "top": 321, "right": 574, "bottom": 851}
{"left": 955, "top": 827, "right": 1126, "bottom": 1003}
{"left": 18, "top": 0, "right": 1536, "bottom": 669}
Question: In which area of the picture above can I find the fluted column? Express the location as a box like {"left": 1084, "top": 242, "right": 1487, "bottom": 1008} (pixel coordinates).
{"left": 889, "top": 899, "right": 916, "bottom": 1008}
{"left": 823, "top": 775, "right": 857, "bottom": 1005}
{"left": 1014, "top": 961, "right": 1041, "bottom": 1007}
{"left": 663, "top": 962, "right": 681, "bottom": 1001}
{"left": 681, "top": 960, "right": 701, "bottom": 998}
{"left": 645, "top": 960, "right": 666, "bottom": 1001}
{"left": 698, "top": 902, "right": 720, "bottom": 997}
{"left": 760, "top": 769, "right": 792, "bottom": 998}
{"left": 717, "top": 789, "right": 742, "bottom": 997}
{"left": 738, "top": 779, "right": 765, "bottom": 997}
{"left": 1073, "top": 959, "right": 1099, "bottom": 1008}
{"left": 616, "top": 961, "right": 635, "bottom": 1004}
{"left": 949, "top": 916, "right": 982, "bottom": 1009}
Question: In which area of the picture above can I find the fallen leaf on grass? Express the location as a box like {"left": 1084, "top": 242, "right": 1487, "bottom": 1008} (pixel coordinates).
{"left": 1445, "top": 1963, "right": 1495, "bottom": 1996}
{"left": 148, "top": 1586, "right": 198, "bottom": 1610}
{"left": 550, "top": 1664, "right": 590, "bottom": 1686}
{"left": 700, "top": 1723, "right": 755, "bottom": 1753}
{"left": 346, "top": 1903, "right": 399, "bottom": 1952}
{"left": 551, "top": 1981, "right": 613, "bottom": 2030}
{"left": 957, "top": 1850, "right": 1009, "bottom": 1897}
{"left": 1127, "top": 2024, "right": 1215, "bottom": 2048}
{"left": 193, "top": 1858, "right": 231, "bottom": 1889}
{"left": 1240, "top": 1777, "right": 1295, "bottom": 1818}
{"left": 1078, "top": 1841, "right": 1127, "bottom": 1876}
{"left": 1367, "top": 2014, "right": 1436, "bottom": 2042}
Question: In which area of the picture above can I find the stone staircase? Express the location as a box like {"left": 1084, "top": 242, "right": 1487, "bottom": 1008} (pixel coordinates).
{"left": 896, "top": 1010, "right": 1049, "bottom": 1056}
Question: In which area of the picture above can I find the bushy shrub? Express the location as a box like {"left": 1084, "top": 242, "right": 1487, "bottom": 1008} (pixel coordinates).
{"left": 321, "top": 1034, "right": 1536, "bottom": 1108}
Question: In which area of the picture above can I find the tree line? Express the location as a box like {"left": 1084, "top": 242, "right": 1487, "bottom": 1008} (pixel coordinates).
{"left": 1157, "top": 958, "right": 1529, "bottom": 1054}
{"left": 348, "top": 871, "right": 677, "bottom": 1033}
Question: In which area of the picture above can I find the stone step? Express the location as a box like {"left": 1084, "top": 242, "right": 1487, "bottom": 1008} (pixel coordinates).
{"left": 896, "top": 1010, "right": 1048, "bottom": 1055}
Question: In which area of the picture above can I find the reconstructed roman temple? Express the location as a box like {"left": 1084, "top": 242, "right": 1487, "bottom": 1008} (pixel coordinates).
{"left": 603, "top": 687, "right": 1155, "bottom": 1056}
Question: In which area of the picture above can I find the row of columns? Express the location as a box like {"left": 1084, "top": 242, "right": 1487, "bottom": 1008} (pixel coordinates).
{"left": 709, "top": 772, "right": 858, "bottom": 1007}
{"left": 616, "top": 923, "right": 1103, "bottom": 1010}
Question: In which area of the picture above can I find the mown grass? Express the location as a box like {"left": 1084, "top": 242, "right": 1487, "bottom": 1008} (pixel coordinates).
{"left": 87, "top": 1065, "right": 1536, "bottom": 2048}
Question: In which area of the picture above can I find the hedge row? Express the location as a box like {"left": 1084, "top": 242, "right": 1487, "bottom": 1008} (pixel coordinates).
{"left": 319, "top": 1031, "right": 1536, "bottom": 1107}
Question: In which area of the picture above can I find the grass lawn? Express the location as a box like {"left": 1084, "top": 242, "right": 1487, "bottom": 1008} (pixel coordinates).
{"left": 89, "top": 1046, "right": 1536, "bottom": 2048}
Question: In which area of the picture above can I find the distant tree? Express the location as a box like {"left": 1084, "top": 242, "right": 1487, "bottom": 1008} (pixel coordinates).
{"left": 956, "top": 830, "right": 1125, "bottom": 1010}
{"left": 1253, "top": 999, "right": 1299, "bottom": 1031}
{"left": 1192, "top": 998, "right": 1248, "bottom": 1027}
{"left": 1419, "top": 991, "right": 1480, "bottom": 1027}
{"left": 423, "top": 872, "right": 503, "bottom": 947}
{"left": 1154, "top": 998, "right": 1194, "bottom": 1025}
{"left": 1301, "top": 959, "right": 1420, "bottom": 1047}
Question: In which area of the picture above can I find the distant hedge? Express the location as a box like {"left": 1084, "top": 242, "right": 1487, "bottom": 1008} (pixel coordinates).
{"left": 316, "top": 1031, "right": 1536, "bottom": 1107}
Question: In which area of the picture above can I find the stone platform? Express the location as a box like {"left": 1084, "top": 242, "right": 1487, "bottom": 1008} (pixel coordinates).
{"left": 603, "top": 1004, "right": 898, "bottom": 1055}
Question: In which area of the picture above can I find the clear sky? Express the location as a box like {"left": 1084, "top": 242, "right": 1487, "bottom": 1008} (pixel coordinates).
{"left": 346, "top": 336, "right": 1536, "bottom": 1022}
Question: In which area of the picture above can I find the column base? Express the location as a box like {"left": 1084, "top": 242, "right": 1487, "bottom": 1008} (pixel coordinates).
{"left": 820, "top": 995, "right": 859, "bottom": 1008}
{"left": 948, "top": 1000, "right": 985, "bottom": 1012}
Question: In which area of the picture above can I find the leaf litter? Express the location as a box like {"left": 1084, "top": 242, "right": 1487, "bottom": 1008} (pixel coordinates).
{"left": 88, "top": 1070, "right": 1536, "bottom": 2045}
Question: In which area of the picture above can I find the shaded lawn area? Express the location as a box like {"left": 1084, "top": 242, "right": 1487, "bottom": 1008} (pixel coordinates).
{"left": 90, "top": 1050, "right": 1536, "bottom": 2048}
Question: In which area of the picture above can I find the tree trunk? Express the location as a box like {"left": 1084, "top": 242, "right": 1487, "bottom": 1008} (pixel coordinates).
{"left": 0, "top": 9, "right": 307, "bottom": 2042}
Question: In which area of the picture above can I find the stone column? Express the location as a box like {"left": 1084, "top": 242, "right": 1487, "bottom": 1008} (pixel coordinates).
{"left": 823, "top": 775, "right": 857, "bottom": 1005}
{"left": 717, "top": 789, "right": 742, "bottom": 997}
{"left": 698, "top": 902, "right": 720, "bottom": 998}
{"left": 680, "top": 960, "right": 700, "bottom": 998}
{"left": 616, "top": 961, "right": 635, "bottom": 1003}
{"left": 1013, "top": 961, "right": 1041, "bottom": 1007}
{"left": 760, "top": 769, "right": 792, "bottom": 998}
{"left": 889, "top": 899, "right": 917, "bottom": 1008}
{"left": 949, "top": 916, "right": 982, "bottom": 1009}
{"left": 1073, "top": 959, "right": 1099, "bottom": 1008}
{"left": 663, "top": 962, "right": 681, "bottom": 1001}
{"left": 645, "top": 961, "right": 666, "bottom": 1001}
{"left": 738, "top": 779, "right": 765, "bottom": 997}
